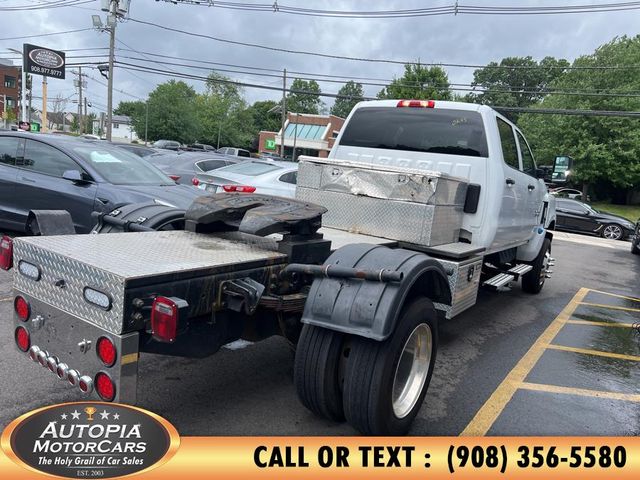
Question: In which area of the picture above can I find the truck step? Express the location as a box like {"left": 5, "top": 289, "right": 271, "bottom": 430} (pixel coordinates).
{"left": 507, "top": 263, "right": 533, "bottom": 279}
{"left": 483, "top": 272, "right": 515, "bottom": 289}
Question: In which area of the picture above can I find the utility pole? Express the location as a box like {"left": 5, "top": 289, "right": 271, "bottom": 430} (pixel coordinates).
{"left": 74, "top": 67, "right": 87, "bottom": 133}
{"left": 84, "top": 97, "right": 88, "bottom": 134}
{"left": 106, "top": 0, "right": 117, "bottom": 141}
{"left": 27, "top": 74, "right": 32, "bottom": 122}
{"left": 281, "top": 68, "right": 287, "bottom": 157}
{"left": 42, "top": 77, "right": 47, "bottom": 132}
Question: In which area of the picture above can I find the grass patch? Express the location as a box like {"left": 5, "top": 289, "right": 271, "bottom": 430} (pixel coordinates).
{"left": 591, "top": 202, "right": 640, "bottom": 222}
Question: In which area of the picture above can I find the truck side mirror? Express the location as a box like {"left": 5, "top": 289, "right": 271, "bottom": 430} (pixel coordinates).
{"left": 551, "top": 156, "right": 573, "bottom": 184}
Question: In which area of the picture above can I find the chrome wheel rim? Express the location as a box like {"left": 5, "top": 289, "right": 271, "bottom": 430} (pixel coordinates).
{"left": 392, "top": 324, "right": 432, "bottom": 419}
{"left": 539, "top": 250, "right": 550, "bottom": 286}
{"left": 603, "top": 225, "right": 622, "bottom": 240}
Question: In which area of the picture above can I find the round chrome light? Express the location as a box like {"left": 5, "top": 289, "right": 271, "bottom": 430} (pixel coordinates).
{"left": 56, "top": 363, "right": 69, "bottom": 380}
{"left": 36, "top": 350, "right": 48, "bottom": 367}
{"left": 28, "top": 345, "right": 41, "bottom": 362}
{"left": 78, "top": 375, "right": 94, "bottom": 394}
{"left": 67, "top": 369, "right": 80, "bottom": 386}
{"left": 46, "top": 356, "right": 58, "bottom": 373}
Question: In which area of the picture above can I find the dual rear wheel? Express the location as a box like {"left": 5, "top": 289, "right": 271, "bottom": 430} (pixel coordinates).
{"left": 294, "top": 297, "right": 437, "bottom": 436}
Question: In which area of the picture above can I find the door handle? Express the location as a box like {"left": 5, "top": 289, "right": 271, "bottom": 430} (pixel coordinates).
{"left": 505, "top": 178, "right": 515, "bottom": 186}
{"left": 20, "top": 176, "right": 36, "bottom": 183}
{"left": 528, "top": 184, "right": 536, "bottom": 191}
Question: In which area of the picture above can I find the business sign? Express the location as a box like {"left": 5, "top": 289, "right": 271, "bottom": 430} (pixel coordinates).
{"left": 265, "top": 138, "right": 276, "bottom": 150}
{"left": 23, "top": 44, "right": 65, "bottom": 79}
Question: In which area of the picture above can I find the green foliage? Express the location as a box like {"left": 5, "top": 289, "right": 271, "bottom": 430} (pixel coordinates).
{"left": 518, "top": 36, "right": 640, "bottom": 190}
{"left": 145, "top": 80, "right": 200, "bottom": 144}
{"left": 83, "top": 113, "right": 97, "bottom": 135}
{"left": 377, "top": 64, "right": 452, "bottom": 100}
{"left": 287, "top": 78, "right": 323, "bottom": 114}
{"left": 246, "top": 100, "right": 282, "bottom": 133}
{"left": 468, "top": 56, "right": 569, "bottom": 108}
{"left": 331, "top": 81, "right": 365, "bottom": 118}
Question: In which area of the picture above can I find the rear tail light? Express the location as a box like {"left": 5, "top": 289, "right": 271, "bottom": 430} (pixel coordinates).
{"left": 151, "top": 296, "right": 180, "bottom": 343}
{"left": 0, "top": 235, "right": 13, "bottom": 270}
{"left": 79, "top": 375, "right": 94, "bottom": 394}
{"left": 96, "top": 336, "right": 117, "bottom": 367}
{"left": 397, "top": 99, "right": 435, "bottom": 108}
{"left": 95, "top": 372, "right": 116, "bottom": 401}
{"left": 168, "top": 174, "right": 181, "bottom": 182}
{"left": 222, "top": 185, "right": 256, "bottom": 193}
{"left": 15, "top": 326, "right": 30, "bottom": 352}
{"left": 14, "top": 296, "right": 30, "bottom": 321}
{"left": 191, "top": 177, "right": 200, "bottom": 186}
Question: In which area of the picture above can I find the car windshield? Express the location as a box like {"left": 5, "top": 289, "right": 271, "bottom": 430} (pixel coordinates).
{"left": 210, "top": 162, "right": 280, "bottom": 176}
{"left": 71, "top": 145, "right": 174, "bottom": 185}
{"left": 340, "top": 107, "right": 489, "bottom": 157}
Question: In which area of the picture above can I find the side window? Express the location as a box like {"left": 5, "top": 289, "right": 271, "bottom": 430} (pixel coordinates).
{"left": 516, "top": 131, "right": 536, "bottom": 176}
{"left": 20, "top": 140, "right": 83, "bottom": 177}
{"left": 238, "top": 150, "right": 251, "bottom": 158}
{"left": 496, "top": 118, "right": 519, "bottom": 170}
{"left": 279, "top": 171, "right": 297, "bottom": 184}
{"left": 0, "top": 137, "right": 21, "bottom": 166}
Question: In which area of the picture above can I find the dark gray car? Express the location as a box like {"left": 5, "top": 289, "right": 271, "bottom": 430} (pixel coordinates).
{"left": 145, "top": 151, "right": 239, "bottom": 185}
{"left": 0, "top": 133, "right": 202, "bottom": 233}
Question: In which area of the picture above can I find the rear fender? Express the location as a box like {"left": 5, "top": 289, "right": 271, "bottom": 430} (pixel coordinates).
{"left": 301, "top": 244, "right": 451, "bottom": 341}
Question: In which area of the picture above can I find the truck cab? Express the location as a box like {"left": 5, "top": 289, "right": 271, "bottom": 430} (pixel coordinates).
{"left": 328, "top": 99, "right": 554, "bottom": 256}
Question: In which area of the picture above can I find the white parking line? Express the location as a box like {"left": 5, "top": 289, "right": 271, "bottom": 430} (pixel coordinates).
{"left": 553, "top": 232, "right": 627, "bottom": 250}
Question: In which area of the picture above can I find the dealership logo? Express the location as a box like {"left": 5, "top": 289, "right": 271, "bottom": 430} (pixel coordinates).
{"left": 1, "top": 402, "right": 179, "bottom": 478}
{"left": 28, "top": 48, "right": 65, "bottom": 69}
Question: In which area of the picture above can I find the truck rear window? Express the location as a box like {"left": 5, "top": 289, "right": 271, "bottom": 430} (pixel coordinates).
{"left": 339, "top": 107, "right": 489, "bottom": 158}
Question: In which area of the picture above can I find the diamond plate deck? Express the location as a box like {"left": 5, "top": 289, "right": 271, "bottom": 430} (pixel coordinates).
{"left": 13, "top": 231, "right": 287, "bottom": 334}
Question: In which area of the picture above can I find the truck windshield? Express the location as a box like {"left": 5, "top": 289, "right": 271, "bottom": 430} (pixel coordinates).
{"left": 339, "top": 107, "right": 489, "bottom": 158}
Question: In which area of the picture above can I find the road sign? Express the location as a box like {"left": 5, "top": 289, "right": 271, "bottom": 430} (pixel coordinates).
{"left": 23, "top": 44, "right": 65, "bottom": 80}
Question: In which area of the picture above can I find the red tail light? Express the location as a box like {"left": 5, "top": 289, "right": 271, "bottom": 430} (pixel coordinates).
{"left": 94, "top": 372, "right": 116, "bottom": 401}
{"left": 15, "top": 326, "right": 30, "bottom": 352}
{"left": 96, "top": 336, "right": 117, "bottom": 367}
{"left": 0, "top": 235, "right": 13, "bottom": 270}
{"left": 397, "top": 99, "right": 435, "bottom": 108}
{"left": 191, "top": 177, "right": 200, "bottom": 186}
{"left": 222, "top": 185, "right": 256, "bottom": 193}
{"left": 168, "top": 174, "right": 181, "bottom": 182}
{"left": 151, "top": 296, "right": 179, "bottom": 343}
{"left": 14, "top": 296, "right": 30, "bottom": 321}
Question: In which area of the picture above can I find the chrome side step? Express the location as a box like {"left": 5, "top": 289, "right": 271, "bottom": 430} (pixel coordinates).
{"left": 508, "top": 263, "right": 533, "bottom": 279}
{"left": 483, "top": 272, "right": 515, "bottom": 289}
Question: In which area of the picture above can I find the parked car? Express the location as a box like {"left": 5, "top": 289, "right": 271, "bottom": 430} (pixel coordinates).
{"left": 631, "top": 219, "right": 640, "bottom": 254}
{"left": 145, "top": 152, "right": 239, "bottom": 185}
{"left": 152, "top": 139, "right": 181, "bottom": 151}
{"left": 555, "top": 198, "right": 635, "bottom": 240}
{"left": 194, "top": 160, "right": 298, "bottom": 197}
{"left": 216, "top": 147, "right": 252, "bottom": 158}
{"left": 259, "top": 152, "right": 286, "bottom": 161}
{"left": 0, "top": 132, "right": 202, "bottom": 233}
{"left": 549, "top": 187, "right": 590, "bottom": 202}
{"left": 113, "top": 143, "right": 160, "bottom": 158}
{"left": 187, "top": 143, "right": 216, "bottom": 152}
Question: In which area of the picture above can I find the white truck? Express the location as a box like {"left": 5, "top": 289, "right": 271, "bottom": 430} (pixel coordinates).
{"left": 2, "top": 100, "right": 555, "bottom": 436}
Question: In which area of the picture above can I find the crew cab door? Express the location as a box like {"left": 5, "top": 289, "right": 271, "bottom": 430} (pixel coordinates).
{"left": 495, "top": 117, "right": 531, "bottom": 246}
{"left": 514, "top": 129, "right": 545, "bottom": 229}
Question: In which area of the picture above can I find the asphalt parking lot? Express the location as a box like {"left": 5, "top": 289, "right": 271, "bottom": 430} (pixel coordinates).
{"left": 0, "top": 232, "right": 638, "bottom": 436}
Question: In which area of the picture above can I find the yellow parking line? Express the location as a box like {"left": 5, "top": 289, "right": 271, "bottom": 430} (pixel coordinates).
{"left": 460, "top": 287, "right": 589, "bottom": 436}
{"left": 520, "top": 382, "right": 640, "bottom": 402}
{"left": 547, "top": 344, "right": 640, "bottom": 362}
{"left": 566, "top": 319, "right": 636, "bottom": 328}
{"left": 579, "top": 302, "right": 640, "bottom": 313}
{"left": 586, "top": 289, "right": 640, "bottom": 303}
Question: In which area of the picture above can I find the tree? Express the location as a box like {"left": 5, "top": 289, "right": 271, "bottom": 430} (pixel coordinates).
{"left": 246, "top": 100, "right": 282, "bottom": 133}
{"left": 517, "top": 36, "right": 640, "bottom": 202}
{"left": 468, "top": 56, "right": 570, "bottom": 108}
{"left": 331, "top": 81, "right": 364, "bottom": 118}
{"left": 287, "top": 78, "right": 323, "bottom": 114}
{"left": 377, "top": 64, "right": 452, "bottom": 100}
{"left": 144, "top": 80, "right": 200, "bottom": 144}
{"left": 83, "top": 112, "right": 97, "bottom": 135}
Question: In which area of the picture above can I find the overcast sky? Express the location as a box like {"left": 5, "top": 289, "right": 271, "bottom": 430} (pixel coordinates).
{"left": 1, "top": 0, "right": 639, "bottom": 117}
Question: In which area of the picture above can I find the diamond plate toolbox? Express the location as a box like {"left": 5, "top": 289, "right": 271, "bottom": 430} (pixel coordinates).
{"left": 13, "top": 231, "right": 286, "bottom": 334}
{"left": 296, "top": 157, "right": 468, "bottom": 246}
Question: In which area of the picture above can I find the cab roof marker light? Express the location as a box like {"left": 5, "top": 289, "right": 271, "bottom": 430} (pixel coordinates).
{"left": 18, "top": 260, "right": 41, "bottom": 281}
{"left": 83, "top": 287, "right": 112, "bottom": 310}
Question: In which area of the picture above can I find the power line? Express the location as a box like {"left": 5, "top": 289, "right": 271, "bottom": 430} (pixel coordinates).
{"left": 0, "top": 0, "right": 95, "bottom": 11}
{"left": 127, "top": 17, "right": 640, "bottom": 70}
{"left": 0, "top": 27, "right": 93, "bottom": 41}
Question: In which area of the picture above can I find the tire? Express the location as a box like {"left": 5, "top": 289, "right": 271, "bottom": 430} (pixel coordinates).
{"left": 632, "top": 239, "right": 640, "bottom": 255}
{"left": 601, "top": 223, "right": 624, "bottom": 241}
{"left": 92, "top": 202, "right": 185, "bottom": 233}
{"left": 342, "top": 297, "right": 437, "bottom": 436}
{"left": 294, "top": 324, "right": 346, "bottom": 422}
{"left": 522, "top": 237, "right": 551, "bottom": 294}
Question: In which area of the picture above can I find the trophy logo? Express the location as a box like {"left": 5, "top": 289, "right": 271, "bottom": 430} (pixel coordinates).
{"left": 84, "top": 406, "right": 97, "bottom": 421}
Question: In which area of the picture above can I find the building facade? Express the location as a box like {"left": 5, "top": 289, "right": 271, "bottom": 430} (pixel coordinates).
{"left": 258, "top": 113, "right": 345, "bottom": 159}
{"left": 0, "top": 60, "right": 21, "bottom": 126}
